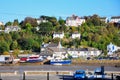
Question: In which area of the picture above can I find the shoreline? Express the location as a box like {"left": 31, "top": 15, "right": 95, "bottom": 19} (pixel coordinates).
{"left": 0, "top": 60, "right": 120, "bottom": 68}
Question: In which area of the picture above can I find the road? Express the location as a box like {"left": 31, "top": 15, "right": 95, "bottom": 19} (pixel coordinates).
{"left": 0, "top": 65, "right": 119, "bottom": 80}
{"left": 0, "top": 65, "right": 120, "bottom": 72}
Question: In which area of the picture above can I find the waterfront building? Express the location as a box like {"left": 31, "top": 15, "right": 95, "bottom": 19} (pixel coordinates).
{"left": 67, "top": 48, "right": 101, "bottom": 58}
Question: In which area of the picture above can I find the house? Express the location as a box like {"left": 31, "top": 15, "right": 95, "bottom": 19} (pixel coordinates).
{"left": 100, "top": 17, "right": 108, "bottom": 23}
{"left": 110, "top": 16, "right": 120, "bottom": 23}
{"left": 37, "top": 18, "right": 48, "bottom": 25}
{"left": 4, "top": 26, "right": 21, "bottom": 33}
{"left": 67, "top": 48, "right": 101, "bottom": 58}
{"left": 66, "top": 15, "right": 85, "bottom": 27}
{"left": 53, "top": 32, "right": 64, "bottom": 39}
{"left": 71, "top": 32, "right": 81, "bottom": 39}
{"left": 40, "top": 42, "right": 68, "bottom": 60}
{"left": 107, "top": 43, "right": 120, "bottom": 55}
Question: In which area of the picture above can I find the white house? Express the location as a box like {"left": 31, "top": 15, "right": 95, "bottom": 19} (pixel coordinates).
{"left": 71, "top": 32, "right": 81, "bottom": 39}
{"left": 107, "top": 43, "right": 120, "bottom": 55}
{"left": 5, "top": 26, "right": 21, "bottom": 33}
{"left": 53, "top": 32, "right": 64, "bottom": 39}
{"left": 67, "top": 48, "right": 101, "bottom": 58}
{"left": 37, "top": 18, "right": 48, "bottom": 25}
{"left": 66, "top": 15, "right": 85, "bottom": 27}
{"left": 110, "top": 16, "right": 120, "bottom": 23}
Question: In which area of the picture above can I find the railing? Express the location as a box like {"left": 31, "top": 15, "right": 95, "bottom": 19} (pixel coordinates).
{"left": 0, "top": 71, "right": 120, "bottom": 80}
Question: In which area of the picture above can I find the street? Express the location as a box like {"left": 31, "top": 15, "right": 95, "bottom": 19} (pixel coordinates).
{"left": 0, "top": 65, "right": 120, "bottom": 72}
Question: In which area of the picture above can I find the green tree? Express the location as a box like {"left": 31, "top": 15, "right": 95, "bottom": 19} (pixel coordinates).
{"left": 10, "top": 32, "right": 20, "bottom": 40}
{"left": 25, "top": 23, "right": 32, "bottom": 31}
{"left": 39, "top": 22, "right": 53, "bottom": 35}
{"left": 20, "top": 17, "right": 37, "bottom": 28}
{"left": 18, "top": 38, "right": 34, "bottom": 50}
{"left": 10, "top": 40, "right": 18, "bottom": 50}
{"left": 5, "top": 21, "right": 12, "bottom": 26}
{"left": 3, "top": 33, "right": 12, "bottom": 46}
{"left": 58, "top": 17, "right": 65, "bottom": 25}
{"left": 32, "top": 41, "right": 40, "bottom": 52}
{"left": 13, "top": 19, "right": 19, "bottom": 26}
{"left": 0, "top": 41, "right": 9, "bottom": 54}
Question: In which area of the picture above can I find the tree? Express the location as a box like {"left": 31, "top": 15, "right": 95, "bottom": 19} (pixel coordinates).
{"left": 13, "top": 49, "right": 20, "bottom": 58}
{"left": 13, "top": 19, "right": 19, "bottom": 26}
{"left": 0, "top": 41, "right": 9, "bottom": 54}
{"left": 3, "top": 33, "right": 12, "bottom": 46}
{"left": 10, "top": 32, "right": 20, "bottom": 40}
{"left": 20, "top": 17, "right": 38, "bottom": 28}
{"left": 3, "top": 51, "right": 9, "bottom": 55}
{"left": 69, "top": 26, "right": 77, "bottom": 33}
{"left": 39, "top": 22, "right": 53, "bottom": 35}
{"left": 52, "top": 38, "right": 60, "bottom": 43}
{"left": 40, "top": 15, "right": 59, "bottom": 26}
{"left": 5, "top": 21, "right": 12, "bottom": 26}
{"left": 18, "top": 38, "right": 34, "bottom": 50}
{"left": 10, "top": 40, "right": 18, "bottom": 50}
{"left": 32, "top": 41, "right": 40, "bottom": 52}
{"left": 85, "top": 14, "right": 105, "bottom": 26}
{"left": 58, "top": 17, "right": 65, "bottom": 25}
{"left": 25, "top": 23, "right": 32, "bottom": 31}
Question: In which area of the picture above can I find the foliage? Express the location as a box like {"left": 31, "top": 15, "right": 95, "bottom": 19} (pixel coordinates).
{"left": 5, "top": 21, "right": 12, "bottom": 26}
{"left": 39, "top": 22, "right": 53, "bottom": 35}
{"left": 20, "top": 17, "right": 37, "bottom": 28}
{"left": 0, "top": 41, "right": 9, "bottom": 54}
{"left": 3, "top": 51, "right": 9, "bottom": 55}
{"left": 10, "top": 40, "right": 18, "bottom": 50}
{"left": 13, "top": 19, "right": 19, "bottom": 26}
{"left": 17, "top": 38, "right": 34, "bottom": 50}
{"left": 0, "top": 14, "right": 120, "bottom": 56}
{"left": 13, "top": 49, "right": 20, "bottom": 57}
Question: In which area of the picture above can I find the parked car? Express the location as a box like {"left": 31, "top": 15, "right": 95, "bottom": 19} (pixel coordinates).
{"left": 94, "top": 67, "right": 105, "bottom": 79}
{"left": 73, "top": 70, "right": 87, "bottom": 80}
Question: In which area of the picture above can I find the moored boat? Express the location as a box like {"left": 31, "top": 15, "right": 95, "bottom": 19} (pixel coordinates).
{"left": 20, "top": 55, "right": 43, "bottom": 63}
{"left": 26, "top": 56, "right": 43, "bottom": 63}
{"left": 50, "top": 59, "right": 71, "bottom": 65}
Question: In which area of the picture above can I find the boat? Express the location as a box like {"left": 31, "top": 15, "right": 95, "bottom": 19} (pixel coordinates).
{"left": 26, "top": 56, "right": 43, "bottom": 63}
{"left": 50, "top": 59, "right": 71, "bottom": 65}
{"left": 20, "top": 57, "right": 28, "bottom": 62}
{"left": 20, "top": 55, "right": 43, "bottom": 63}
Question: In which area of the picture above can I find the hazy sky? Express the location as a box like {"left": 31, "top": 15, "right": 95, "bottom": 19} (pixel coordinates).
{"left": 0, "top": 0, "right": 120, "bottom": 23}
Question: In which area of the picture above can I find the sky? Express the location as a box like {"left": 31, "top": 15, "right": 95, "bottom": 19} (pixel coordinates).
{"left": 0, "top": 0, "right": 120, "bottom": 23}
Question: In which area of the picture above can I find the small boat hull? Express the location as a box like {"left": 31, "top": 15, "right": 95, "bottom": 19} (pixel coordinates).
{"left": 27, "top": 59, "right": 43, "bottom": 63}
{"left": 50, "top": 59, "right": 71, "bottom": 65}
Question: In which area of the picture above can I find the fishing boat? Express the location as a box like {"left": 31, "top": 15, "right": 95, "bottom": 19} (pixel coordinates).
{"left": 50, "top": 59, "right": 71, "bottom": 65}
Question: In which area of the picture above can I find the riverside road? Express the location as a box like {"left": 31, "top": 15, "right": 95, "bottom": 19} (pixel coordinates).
{"left": 0, "top": 65, "right": 119, "bottom": 72}
{"left": 0, "top": 65, "right": 120, "bottom": 80}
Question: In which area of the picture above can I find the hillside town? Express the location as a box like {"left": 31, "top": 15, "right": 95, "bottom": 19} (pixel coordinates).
{"left": 0, "top": 15, "right": 120, "bottom": 65}
{"left": 0, "top": 0, "right": 120, "bottom": 80}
